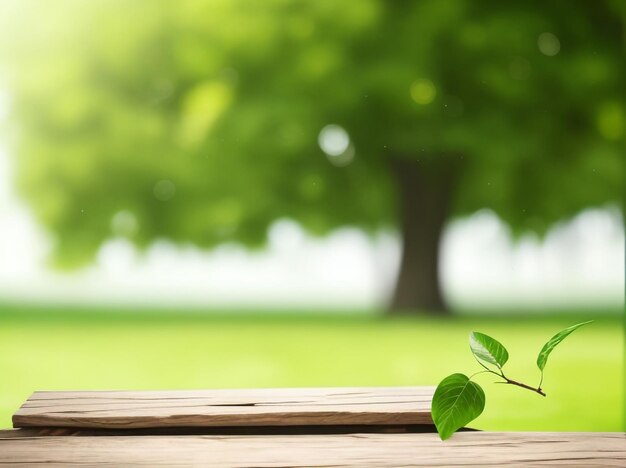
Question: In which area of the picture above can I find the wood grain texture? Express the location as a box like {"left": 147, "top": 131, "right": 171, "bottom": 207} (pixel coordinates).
{"left": 0, "top": 432, "right": 623, "bottom": 466}
{"left": 13, "top": 387, "right": 434, "bottom": 429}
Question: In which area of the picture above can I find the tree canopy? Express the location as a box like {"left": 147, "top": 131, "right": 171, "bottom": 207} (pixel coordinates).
{"left": 0, "top": 0, "right": 623, "bottom": 311}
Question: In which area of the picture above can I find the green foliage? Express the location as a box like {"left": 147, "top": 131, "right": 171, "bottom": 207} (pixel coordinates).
{"left": 469, "top": 332, "right": 509, "bottom": 368}
{"left": 431, "top": 373, "right": 485, "bottom": 441}
{"left": 0, "top": 1, "right": 622, "bottom": 267}
{"left": 433, "top": 321, "right": 592, "bottom": 440}
{"left": 536, "top": 320, "right": 593, "bottom": 371}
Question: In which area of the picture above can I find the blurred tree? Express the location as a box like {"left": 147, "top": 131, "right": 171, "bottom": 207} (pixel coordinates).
{"left": 0, "top": 0, "right": 623, "bottom": 313}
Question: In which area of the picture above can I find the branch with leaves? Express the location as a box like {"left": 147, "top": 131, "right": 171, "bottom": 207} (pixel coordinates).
{"left": 432, "top": 321, "right": 593, "bottom": 440}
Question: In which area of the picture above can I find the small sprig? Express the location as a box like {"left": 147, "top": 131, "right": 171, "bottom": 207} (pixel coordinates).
{"left": 432, "top": 320, "right": 593, "bottom": 440}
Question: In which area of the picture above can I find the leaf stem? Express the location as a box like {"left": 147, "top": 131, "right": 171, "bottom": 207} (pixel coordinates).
{"left": 472, "top": 355, "right": 546, "bottom": 396}
{"left": 472, "top": 355, "right": 504, "bottom": 379}
{"left": 469, "top": 370, "right": 490, "bottom": 380}
{"left": 502, "top": 377, "right": 546, "bottom": 397}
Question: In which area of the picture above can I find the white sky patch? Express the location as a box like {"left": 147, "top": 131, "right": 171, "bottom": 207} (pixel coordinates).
{"left": 0, "top": 146, "right": 623, "bottom": 311}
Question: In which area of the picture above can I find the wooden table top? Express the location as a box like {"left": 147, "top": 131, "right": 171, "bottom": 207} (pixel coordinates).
{"left": 1, "top": 431, "right": 624, "bottom": 466}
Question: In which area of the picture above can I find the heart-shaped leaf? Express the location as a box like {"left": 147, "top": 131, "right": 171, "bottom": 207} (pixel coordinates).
{"left": 432, "top": 373, "right": 485, "bottom": 440}
{"left": 469, "top": 332, "right": 509, "bottom": 368}
{"left": 537, "top": 320, "right": 593, "bottom": 371}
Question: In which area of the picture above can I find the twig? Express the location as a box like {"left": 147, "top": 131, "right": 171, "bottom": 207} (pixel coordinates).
{"left": 502, "top": 378, "right": 546, "bottom": 397}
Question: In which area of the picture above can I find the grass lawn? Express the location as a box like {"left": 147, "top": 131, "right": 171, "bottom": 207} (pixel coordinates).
{"left": 0, "top": 304, "right": 622, "bottom": 431}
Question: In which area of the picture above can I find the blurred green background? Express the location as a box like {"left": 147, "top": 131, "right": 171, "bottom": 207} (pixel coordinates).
{"left": 0, "top": 0, "right": 623, "bottom": 432}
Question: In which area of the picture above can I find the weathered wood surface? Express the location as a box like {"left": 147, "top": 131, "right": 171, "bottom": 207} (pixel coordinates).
{"left": 0, "top": 432, "right": 623, "bottom": 466}
{"left": 13, "top": 387, "right": 435, "bottom": 429}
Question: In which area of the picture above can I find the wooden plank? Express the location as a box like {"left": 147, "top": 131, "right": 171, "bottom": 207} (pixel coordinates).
{"left": 0, "top": 432, "right": 623, "bottom": 466}
{"left": 13, "top": 387, "right": 434, "bottom": 429}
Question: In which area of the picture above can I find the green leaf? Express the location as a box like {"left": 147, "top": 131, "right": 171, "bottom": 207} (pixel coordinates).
{"left": 469, "top": 332, "right": 509, "bottom": 368}
{"left": 432, "top": 373, "right": 485, "bottom": 441}
{"left": 536, "top": 321, "right": 593, "bottom": 371}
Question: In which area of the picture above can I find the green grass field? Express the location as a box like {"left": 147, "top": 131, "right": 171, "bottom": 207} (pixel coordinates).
{"left": 0, "top": 305, "right": 622, "bottom": 431}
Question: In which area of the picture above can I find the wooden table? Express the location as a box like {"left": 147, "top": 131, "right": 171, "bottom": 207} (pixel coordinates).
{"left": 1, "top": 387, "right": 624, "bottom": 466}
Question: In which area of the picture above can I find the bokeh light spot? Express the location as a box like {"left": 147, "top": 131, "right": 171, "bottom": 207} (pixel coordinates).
{"left": 410, "top": 79, "right": 436, "bottom": 105}
{"left": 318, "top": 124, "right": 350, "bottom": 156}
{"left": 111, "top": 210, "right": 138, "bottom": 237}
{"left": 537, "top": 32, "right": 560, "bottom": 56}
{"left": 154, "top": 180, "right": 176, "bottom": 201}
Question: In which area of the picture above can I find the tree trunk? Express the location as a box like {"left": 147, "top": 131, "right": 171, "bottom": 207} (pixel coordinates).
{"left": 389, "top": 156, "right": 460, "bottom": 315}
